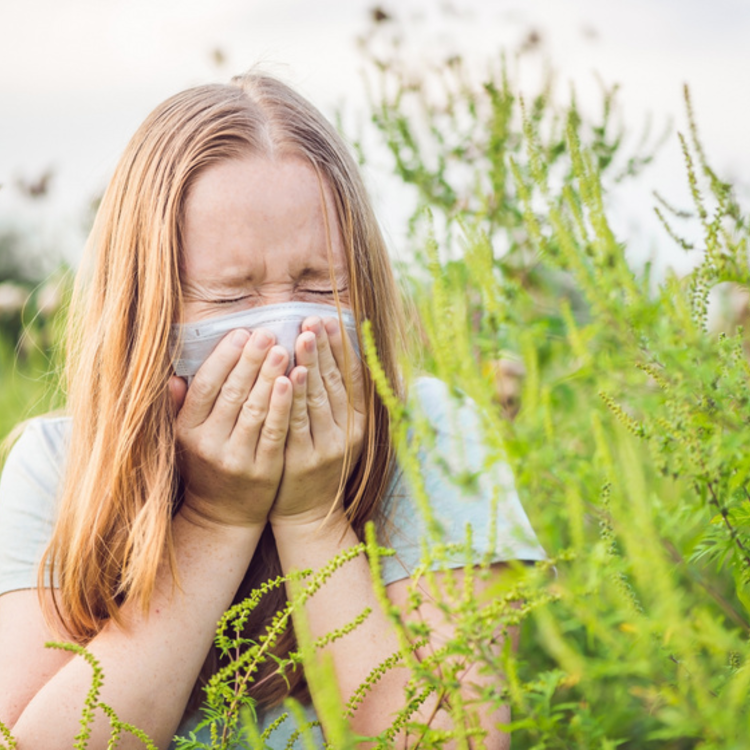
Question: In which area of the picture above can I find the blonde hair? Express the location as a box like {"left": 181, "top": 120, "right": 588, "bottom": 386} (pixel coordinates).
{"left": 42, "top": 73, "right": 406, "bottom": 709}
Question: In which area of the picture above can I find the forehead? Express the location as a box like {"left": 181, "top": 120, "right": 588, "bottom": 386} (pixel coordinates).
{"left": 180, "top": 155, "right": 347, "bottom": 284}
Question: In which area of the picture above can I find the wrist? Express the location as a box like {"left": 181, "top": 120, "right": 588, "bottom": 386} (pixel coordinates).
{"left": 270, "top": 507, "right": 351, "bottom": 540}
{"left": 272, "top": 512, "right": 364, "bottom": 579}
{"left": 179, "top": 495, "right": 269, "bottom": 536}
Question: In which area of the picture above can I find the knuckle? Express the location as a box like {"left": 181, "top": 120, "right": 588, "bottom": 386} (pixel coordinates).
{"left": 219, "top": 380, "right": 246, "bottom": 405}
{"left": 216, "top": 454, "right": 241, "bottom": 476}
{"left": 290, "top": 410, "right": 309, "bottom": 430}
{"left": 239, "top": 342, "right": 262, "bottom": 364}
{"left": 322, "top": 364, "right": 343, "bottom": 387}
{"left": 256, "top": 367, "right": 277, "bottom": 388}
{"left": 329, "top": 382, "right": 346, "bottom": 403}
{"left": 189, "top": 376, "right": 215, "bottom": 402}
{"left": 308, "top": 390, "right": 329, "bottom": 410}
{"left": 244, "top": 464, "right": 264, "bottom": 483}
{"left": 193, "top": 435, "right": 218, "bottom": 463}
{"left": 241, "top": 399, "right": 266, "bottom": 422}
{"left": 261, "top": 423, "right": 287, "bottom": 444}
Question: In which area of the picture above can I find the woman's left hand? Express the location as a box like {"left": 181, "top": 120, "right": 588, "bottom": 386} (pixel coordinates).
{"left": 268, "top": 315, "right": 366, "bottom": 527}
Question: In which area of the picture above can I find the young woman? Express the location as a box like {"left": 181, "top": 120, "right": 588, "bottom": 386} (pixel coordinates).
{"left": 0, "top": 73, "right": 545, "bottom": 749}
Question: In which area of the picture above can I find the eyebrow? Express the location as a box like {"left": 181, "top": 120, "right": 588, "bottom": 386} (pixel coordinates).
{"left": 182, "top": 263, "right": 349, "bottom": 290}
{"left": 296, "top": 266, "right": 348, "bottom": 283}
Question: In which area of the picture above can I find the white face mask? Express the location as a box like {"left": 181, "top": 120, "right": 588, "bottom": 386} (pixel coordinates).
{"left": 170, "top": 301, "right": 359, "bottom": 383}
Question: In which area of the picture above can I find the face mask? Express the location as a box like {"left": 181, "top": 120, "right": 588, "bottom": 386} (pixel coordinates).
{"left": 170, "top": 301, "right": 359, "bottom": 383}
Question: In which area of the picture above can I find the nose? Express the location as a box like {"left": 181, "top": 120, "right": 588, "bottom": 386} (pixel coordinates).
{"left": 255, "top": 284, "right": 295, "bottom": 306}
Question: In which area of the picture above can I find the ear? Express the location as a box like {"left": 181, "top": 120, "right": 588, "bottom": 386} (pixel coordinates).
{"left": 168, "top": 375, "right": 188, "bottom": 415}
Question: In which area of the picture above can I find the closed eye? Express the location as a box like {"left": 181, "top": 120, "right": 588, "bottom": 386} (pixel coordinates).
{"left": 213, "top": 295, "right": 252, "bottom": 305}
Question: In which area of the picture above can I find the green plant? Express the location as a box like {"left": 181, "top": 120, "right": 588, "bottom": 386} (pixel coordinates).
{"left": 0, "top": 272, "right": 69, "bottom": 442}
{"left": 377, "top": 63, "right": 750, "bottom": 744}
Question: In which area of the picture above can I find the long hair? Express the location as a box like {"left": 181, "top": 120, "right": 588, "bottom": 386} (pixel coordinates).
{"left": 41, "top": 73, "right": 407, "bottom": 710}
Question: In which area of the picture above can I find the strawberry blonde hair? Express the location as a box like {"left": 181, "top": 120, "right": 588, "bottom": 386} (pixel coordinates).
{"left": 41, "top": 73, "right": 406, "bottom": 709}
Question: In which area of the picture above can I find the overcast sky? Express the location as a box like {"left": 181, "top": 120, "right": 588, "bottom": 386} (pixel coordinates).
{"left": 1, "top": 0, "right": 749, "bottom": 274}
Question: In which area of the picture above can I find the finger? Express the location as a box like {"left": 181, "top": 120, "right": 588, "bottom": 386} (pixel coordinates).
{"left": 294, "top": 330, "right": 334, "bottom": 443}
{"left": 231, "top": 344, "right": 289, "bottom": 450}
{"left": 178, "top": 329, "right": 251, "bottom": 429}
{"left": 301, "top": 316, "right": 348, "bottom": 427}
{"left": 287, "top": 365, "right": 311, "bottom": 446}
{"left": 206, "top": 328, "right": 275, "bottom": 437}
{"left": 255, "top": 376, "right": 293, "bottom": 465}
{"left": 323, "top": 316, "right": 366, "bottom": 414}
{"left": 169, "top": 375, "right": 187, "bottom": 416}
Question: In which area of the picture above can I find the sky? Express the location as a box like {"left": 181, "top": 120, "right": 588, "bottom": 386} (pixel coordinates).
{"left": 1, "top": 0, "right": 749, "bottom": 275}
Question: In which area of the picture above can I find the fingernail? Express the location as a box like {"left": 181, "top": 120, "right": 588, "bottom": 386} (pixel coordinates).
{"left": 305, "top": 316, "right": 323, "bottom": 334}
{"left": 324, "top": 318, "right": 339, "bottom": 336}
{"left": 270, "top": 346, "right": 285, "bottom": 365}
{"left": 295, "top": 367, "right": 308, "bottom": 385}
{"left": 304, "top": 334, "right": 316, "bottom": 353}
{"left": 231, "top": 329, "right": 250, "bottom": 348}
{"left": 275, "top": 377, "right": 289, "bottom": 395}
{"left": 254, "top": 330, "right": 273, "bottom": 349}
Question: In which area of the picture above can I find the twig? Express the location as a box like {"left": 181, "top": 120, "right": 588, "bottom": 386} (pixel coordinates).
{"left": 704, "top": 480, "right": 750, "bottom": 570}
{"left": 662, "top": 539, "right": 750, "bottom": 634}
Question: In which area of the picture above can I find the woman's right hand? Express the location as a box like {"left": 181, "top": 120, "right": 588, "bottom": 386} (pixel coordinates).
{"left": 170, "top": 327, "right": 293, "bottom": 528}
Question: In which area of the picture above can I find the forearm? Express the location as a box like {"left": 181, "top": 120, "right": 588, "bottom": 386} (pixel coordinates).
{"left": 272, "top": 513, "right": 415, "bottom": 738}
{"left": 272, "top": 514, "right": 512, "bottom": 748}
{"left": 11, "top": 512, "right": 263, "bottom": 750}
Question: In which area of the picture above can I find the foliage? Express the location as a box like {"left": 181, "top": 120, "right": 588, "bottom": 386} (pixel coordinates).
{"left": 172, "top": 542, "right": 385, "bottom": 750}
{"left": 362, "top": 50, "right": 750, "bottom": 747}
{"left": 0, "top": 273, "right": 68, "bottom": 442}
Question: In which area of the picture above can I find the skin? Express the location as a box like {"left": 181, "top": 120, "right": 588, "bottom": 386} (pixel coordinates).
{"left": 0, "top": 155, "right": 512, "bottom": 749}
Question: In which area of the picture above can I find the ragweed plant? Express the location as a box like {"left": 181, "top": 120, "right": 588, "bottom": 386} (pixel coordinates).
{"left": 171, "top": 542, "right": 393, "bottom": 750}
{"left": 377, "top": 54, "right": 750, "bottom": 745}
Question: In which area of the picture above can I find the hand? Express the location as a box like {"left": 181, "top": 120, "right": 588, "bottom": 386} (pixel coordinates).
{"left": 268, "top": 316, "right": 366, "bottom": 528}
{"left": 171, "top": 328, "right": 293, "bottom": 528}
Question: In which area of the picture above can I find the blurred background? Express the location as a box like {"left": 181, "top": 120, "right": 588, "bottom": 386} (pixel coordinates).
{"left": 1, "top": 0, "right": 750, "bottom": 433}
{"left": 3, "top": 0, "right": 750, "bottom": 272}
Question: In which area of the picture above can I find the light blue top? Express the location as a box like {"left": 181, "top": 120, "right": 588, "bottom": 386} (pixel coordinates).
{"left": 0, "top": 377, "right": 545, "bottom": 748}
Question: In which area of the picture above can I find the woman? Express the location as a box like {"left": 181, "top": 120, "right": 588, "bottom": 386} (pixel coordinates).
{"left": 0, "top": 73, "right": 545, "bottom": 749}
